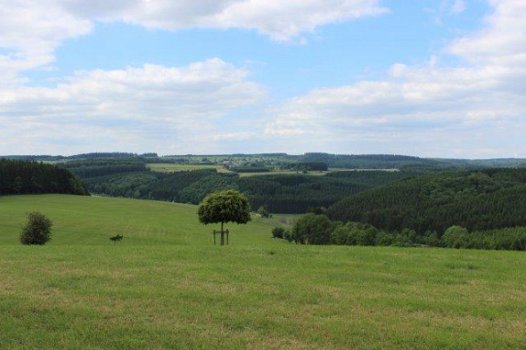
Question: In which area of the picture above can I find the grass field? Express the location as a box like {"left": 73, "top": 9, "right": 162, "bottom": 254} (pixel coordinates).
{"left": 1, "top": 195, "right": 525, "bottom": 349}
{"left": 147, "top": 163, "right": 399, "bottom": 177}
{"left": 147, "top": 163, "right": 233, "bottom": 174}
{"left": 237, "top": 168, "right": 399, "bottom": 177}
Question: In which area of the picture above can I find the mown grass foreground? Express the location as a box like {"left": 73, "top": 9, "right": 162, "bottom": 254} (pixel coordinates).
{"left": 1, "top": 195, "right": 525, "bottom": 349}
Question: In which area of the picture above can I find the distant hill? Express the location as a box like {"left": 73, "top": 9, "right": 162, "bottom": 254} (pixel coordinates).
{"left": 3, "top": 152, "right": 526, "bottom": 170}
{"left": 0, "top": 159, "right": 87, "bottom": 196}
{"left": 328, "top": 168, "right": 526, "bottom": 234}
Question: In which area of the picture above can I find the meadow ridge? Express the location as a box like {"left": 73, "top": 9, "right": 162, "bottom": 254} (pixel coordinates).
{"left": 0, "top": 195, "right": 525, "bottom": 349}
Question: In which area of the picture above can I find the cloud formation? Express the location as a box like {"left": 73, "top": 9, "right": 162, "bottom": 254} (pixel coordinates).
{"left": 69, "top": 0, "right": 387, "bottom": 40}
{"left": 1, "top": 0, "right": 525, "bottom": 157}
{"left": 265, "top": 0, "right": 526, "bottom": 157}
{"left": 0, "top": 59, "right": 265, "bottom": 154}
{"left": 0, "top": 0, "right": 386, "bottom": 76}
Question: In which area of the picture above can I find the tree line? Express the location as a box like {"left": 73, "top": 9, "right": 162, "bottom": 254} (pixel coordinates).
{"left": 0, "top": 159, "right": 87, "bottom": 195}
{"left": 273, "top": 213, "right": 526, "bottom": 251}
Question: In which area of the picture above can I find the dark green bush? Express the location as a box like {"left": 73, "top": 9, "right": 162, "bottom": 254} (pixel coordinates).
{"left": 331, "top": 224, "right": 351, "bottom": 245}
{"left": 375, "top": 231, "right": 396, "bottom": 246}
{"left": 272, "top": 227, "right": 285, "bottom": 239}
{"left": 441, "top": 226, "right": 469, "bottom": 248}
{"left": 20, "top": 212, "right": 53, "bottom": 245}
{"left": 330, "top": 222, "right": 378, "bottom": 246}
{"left": 258, "top": 206, "right": 271, "bottom": 218}
{"left": 422, "top": 231, "right": 440, "bottom": 247}
{"left": 283, "top": 229, "right": 294, "bottom": 242}
{"left": 292, "top": 214, "right": 334, "bottom": 245}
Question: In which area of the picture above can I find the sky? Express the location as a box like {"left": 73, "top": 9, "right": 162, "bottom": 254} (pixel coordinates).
{"left": 0, "top": 0, "right": 525, "bottom": 158}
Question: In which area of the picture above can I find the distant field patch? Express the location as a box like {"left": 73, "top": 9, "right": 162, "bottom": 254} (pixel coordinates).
{"left": 147, "top": 163, "right": 232, "bottom": 174}
{"left": 261, "top": 213, "right": 301, "bottom": 228}
{"left": 238, "top": 168, "right": 399, "bottom": 177}
{"left": 147, "top": 163, "right": 399, "bottom": 177}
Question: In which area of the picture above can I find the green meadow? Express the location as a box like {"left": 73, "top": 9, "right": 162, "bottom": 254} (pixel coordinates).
{"left": 237, "top": 168, "right": 398, "bottom": 177}
{"left": 146, "top": 163, "right": 398, "bottom": 177}
{"left": 1, "top": 195, "right": 525, "bottom": 349}
{"left": 147, "top": 163, "right": 233, "bottom": 174}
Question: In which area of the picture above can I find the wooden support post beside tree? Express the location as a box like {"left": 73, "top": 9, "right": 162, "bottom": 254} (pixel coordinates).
{"left": 198, "top": 190, "right": 251, "bottom": 246}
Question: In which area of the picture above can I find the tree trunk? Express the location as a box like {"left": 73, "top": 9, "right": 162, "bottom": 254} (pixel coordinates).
{"left": 220, "top": 222, "right": 225, "bottom": 246}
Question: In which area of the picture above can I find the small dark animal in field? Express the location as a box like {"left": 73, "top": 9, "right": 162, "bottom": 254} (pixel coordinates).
{"left": 110, "top": 234, "right": 124, "bottom": 243}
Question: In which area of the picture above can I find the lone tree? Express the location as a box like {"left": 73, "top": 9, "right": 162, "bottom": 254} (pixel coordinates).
{"left": 198, "top": 190, "right": 251, "bottom": 245}
{"left": 20, "top": 212, "right": 53, "bottom": 245}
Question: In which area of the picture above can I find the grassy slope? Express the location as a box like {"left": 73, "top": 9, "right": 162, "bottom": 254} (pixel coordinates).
{"left": 0, "top": 195, "right": 525, "bottom": 349}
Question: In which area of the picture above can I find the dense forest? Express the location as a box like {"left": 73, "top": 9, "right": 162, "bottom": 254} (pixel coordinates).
{"left": 61, "top": 158, "right": 416, "bottom": 212}
{"left": 328, "top": 169, "right": 526, "bottom": 234}
{"left": 239, "top": 171, "right": 416, "bottom": 213}
{"left": 0, "top": 159, "right": 87, "bottom": 195}
{"left": 83, "top": 170, "right": 415, "bottom": 213}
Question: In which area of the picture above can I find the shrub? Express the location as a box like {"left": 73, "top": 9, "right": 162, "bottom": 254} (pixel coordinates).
{"left": 390, "top": 231, "right": 414, "bottom": 247}
{"left": 441, "top": 226, "right": 469, "bottom": 248}
{"left": 272, "top": 227, "right": 285, "bottom": 239}
{"left": 292, "top": 214, "right": 334, "bottom": 245}
{"left": 375, "top": 231, "right": 395, "bottom": 246}
{"left": 283, "top": 229, "right": 294, "bottom": 242}
{"left": 330, "top": 222, "right": 379, "bottom": 246}
{"left": 472, "top": 227, "right": 526, "bottom": 251}
{"left": 331, "top": 224, "right": 351, "bottom": 245}
{"left": 349, "top": 223, "right": 378, "bottom": 246}
{"left": 20, "top": 212, "right": 53, "bottom": 245}
{"left": 258, "top": 206, "right": 271, "bottom": 218}
{"left": 423, "top": 231, "right": 440, "bottom": 247}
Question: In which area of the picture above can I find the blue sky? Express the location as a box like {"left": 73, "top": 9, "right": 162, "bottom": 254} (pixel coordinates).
{"left": 1, "top": 0, "right": 525, "bottom": 157}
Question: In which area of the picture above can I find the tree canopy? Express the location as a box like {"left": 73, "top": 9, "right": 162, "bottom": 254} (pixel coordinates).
{"left": 291, "top": 213, "right": 334, "bottom": 245}
{"left": 198, "top": 190, "right": 251, "bottom": 245}
{"left": 198, "top": 190, "right": 251, "bottom": 225}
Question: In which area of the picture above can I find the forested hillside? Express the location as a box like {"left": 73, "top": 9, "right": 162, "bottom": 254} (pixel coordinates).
{"left": 64, "top": 158, "right": 415, "bottom": 212}
{"left": 82, "top": 170, "right": 415, "bottom": 213}
{"left": 239, "top": 171, "right": 415, "bottom": 213}
{"left": 328, "top": 169, "right": 526, "bottom": 234}
{"left": 0, "top": 159, "right": 87, "bottom": 195}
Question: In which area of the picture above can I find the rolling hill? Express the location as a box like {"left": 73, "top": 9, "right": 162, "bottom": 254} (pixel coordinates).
{"left": 328, "top": 168, "right": 526, "bottom": 234}
{"left": 0, "top": 194, "right": 525, "bottom": 348}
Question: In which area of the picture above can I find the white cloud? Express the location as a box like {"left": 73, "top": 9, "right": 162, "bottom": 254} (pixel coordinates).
{"left": 265, "top": 0, "right": 526, "bottom": 157}
{"left": 2, "top": 0, "right": 525, "bottom": 157}
{"left": 63, "top": 0, "right": 387, "bottom": 41}
{"left": 449, "top": 0, "right": 526, "bottom": 64}
{"left": 0, "top": 59, "right": 266, "bottom": 154}
{"left": 0, "top": 0, "right": 386, "bottom": 77}
{"left": 0, "top": 1, "right": 91, "bottom": 73}
{"left": 0, "top": 0, "right": 387, "bottom": 154}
